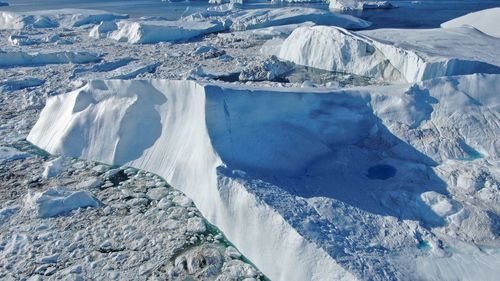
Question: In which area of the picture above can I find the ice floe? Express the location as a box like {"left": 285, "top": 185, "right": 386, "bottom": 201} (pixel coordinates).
{"left": 25, "top": 187, "right": 99, "bottom": 218}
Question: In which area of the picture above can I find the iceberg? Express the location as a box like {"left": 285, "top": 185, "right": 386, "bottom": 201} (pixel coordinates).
{"left": 441, "top": 7, "right": 500, "bottom": 38}
{"left": 0, "top": 9, "right": 128, "bottom": 30}
{"left": 28, "top": 74, "right": 500, "bottom": 280}
{"left": 227, "top": 7, "right": 371, "bottom": 31}
{"left": 106, "top": 19, "right": 225, "bottom": 44}
{"left": 278, "top": 25, "right": 500, "bottom": 82}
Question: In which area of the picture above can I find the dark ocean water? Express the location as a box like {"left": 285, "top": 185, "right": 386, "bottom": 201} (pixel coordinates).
{"left": 1, "top": 0, "right": 499, "bottom": 28}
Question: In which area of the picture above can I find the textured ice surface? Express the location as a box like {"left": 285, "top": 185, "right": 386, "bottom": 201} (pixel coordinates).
{"left": 25, "top": 187, "right": 99, "bottom": 218}
{"left": 0, "top": 50, "right": 101, "bottom": 67}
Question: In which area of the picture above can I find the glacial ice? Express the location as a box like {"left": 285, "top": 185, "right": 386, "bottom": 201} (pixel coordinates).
{"left": 278, "top": 25, "right": 500, "bottom": 82}
{"left": 441, "top": 7, "right": 500, "bottom": 38}
{"left": 329, "top": 0, "right": 396, "bottom": 11}
{"left": 0, "top": 9, "right": 128, "bottom": 30}
{"left": 28, "top": 73, "right": 500, "bottom": 280}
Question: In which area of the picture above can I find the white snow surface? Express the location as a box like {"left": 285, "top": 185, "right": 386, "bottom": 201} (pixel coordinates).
{"left": 28, "top": 73, "right": 500, "bottom": 280}
{"left": 0, "top": 9, "right": 128, "bottom": 30}
{"left": 278, "top": 25, "right": 500, "bottom": 82}
{"left": 441, "top": 7, "right": 500, "bottom": 38}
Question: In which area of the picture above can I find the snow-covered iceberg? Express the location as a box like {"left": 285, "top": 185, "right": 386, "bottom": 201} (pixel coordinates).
{"left": 278, "top": 25, "right": 500, "bottom": 82}
{"left": 227, "top": 7, "right": 371, "bottom": 31}
{"left": 441, "top": 7, "right": 500, "bottom": 38}
{"left": 28, "top": 74, "right": 500, "bottom": 280}
{"left": 25, "top": 187, "right": 99, "bottom": 218}
{"left": 104, "top": 19, "right": 225, "bottom": 44}
{"left": 0, "top": 9, "right": 128, "bottom": 30}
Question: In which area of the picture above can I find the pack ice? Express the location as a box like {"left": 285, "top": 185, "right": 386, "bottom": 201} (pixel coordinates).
{"left": 277, "top": 25, "right": 500, "bottom": 82}
{"left": 28, "top": 73, "right": 500, "bottom": 280}
{"left": 0, "top": 9, "right": 128, "bottom": 29}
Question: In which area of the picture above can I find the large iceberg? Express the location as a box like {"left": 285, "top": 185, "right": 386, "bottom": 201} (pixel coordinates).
{"left": 441, "top": 7, "right": 500, "bottom": 38}
{"left": 277, "top": 25, "right": 500, "bottom": 82}
{"left": 28, "top": 74, "right": 500, "bottom": 280}
{"left": 106, "top": 19, "right": 226, "bottom": 44}
{"left": 0, "top": 9, "right": 128, "bottom": 30}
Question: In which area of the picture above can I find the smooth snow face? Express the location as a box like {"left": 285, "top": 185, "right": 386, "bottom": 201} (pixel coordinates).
{"left": 0, "top": 9, "right": 128, "bottom": 30}
{"left": 28, "top": 74, "right": 500, "bottom": 280}
{"left": 278, "top": 25, "right": 500, "bottom": 82}
{"left": 441, "top": 7, "right": 500, "bottom": 38}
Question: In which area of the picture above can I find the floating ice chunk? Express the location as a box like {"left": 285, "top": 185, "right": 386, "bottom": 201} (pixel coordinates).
{"left": 8, "top": 34, "right": 38, "bottom": 46}
{"left": 279, "top": 25, "right": 500, "bottom": 82}
{"left": 0, "top": 205, "right": 19, "bottom": 226}
{"left": 89, "top": 20, "right": 118, "bottom": 39}
{"left": 0, "top": 9, "right": 128, "bottom": 30}
{"left": 0, "top": 146, "right": 29, "bottom": 162}
{"left": 0, "top": 50, "right": 101, "bottom": 67}
{"left": 0, "top": 77, "right": 44, "bottom": 91}
{"left": 42, "top": 157, "right": 66, "bottom": 179}
{"left": 441, "top": 7, "right": 500, "bottom": 38}
{"left": 108, "top": 19, "right": 225, "bottom": 44}
{"left": 239, "top": 55, "right": 292, "bottom": 82}
{"left": 25, "top": 187, "right": 99, "bottom": 218}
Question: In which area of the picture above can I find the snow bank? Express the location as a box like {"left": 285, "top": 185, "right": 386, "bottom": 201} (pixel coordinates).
{"left": 278, "top": 25, "right": 500, "bottom": 82}
{"left": 107, "top": 19, "right": 225, "bottom": 44}
{"left": 0, "top": 9, "right": 128, "bottom": 30}
{"left": 25, "top": 187, "right": 99, "bottom": 218}
{"left": 28, "top": 74, "right": 500, "bottom": 280}
{"left": 0, "top": 50, "right": 101, "bottom": 67}
{"left": 441, "top": 7, "right": 500, "bottom": 38}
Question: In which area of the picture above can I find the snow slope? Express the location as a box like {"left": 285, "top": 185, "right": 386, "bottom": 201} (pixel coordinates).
{"left": 278, "top": 25, "right": 500, "bottom": 82}
{"left": 28, "top": 74, "right": 500, "bottom": 280}
{"left": 0, "top": 9, "right": 128, "bottom": 30}
{"left": 441, "top": 7, "right": 500, "bottom": 38}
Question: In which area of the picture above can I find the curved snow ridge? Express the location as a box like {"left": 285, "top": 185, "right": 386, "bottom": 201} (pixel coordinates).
{"left": 27, "top": 75, "right": 500, "bottom": 280}
{"left": 441, "top": 7, "right": 500, "bottom": 39}
{"left": 0, "top": 9, "right": 128, "bottom": 30}
{"left": 278, "top": 25, "right": 500, "bottom": 82}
